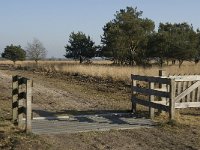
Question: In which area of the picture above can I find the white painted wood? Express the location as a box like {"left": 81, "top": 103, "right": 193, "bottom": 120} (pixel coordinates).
{"left": 175, "top": 102, "right": 200, "bottom": 108}
{"left": 186, "top": 81, "right": 192, "bottom": 102}
{"left": 168, "top": 75, "right": 200, "bottom": 81}
{"left": 23, "top": 116, "right": 70, "bottom": 120}
{"left": 154, "top": 87, "right": 167, "bottom": 92}
{"left": 197, "top": 86, "right": 200, "bottom": 102}
{"left": 175, "top": 81, "right": 200, "bottom": 102}
{"left": 191, "top": 81, "right": 196, "bottom": 102}
{"left": 153, "top": 101, "right": 168, "bottom": 105}
{"left": 169, "top": 79, "right": 176, "bottom": 120}
{"left": 177, "top": 82, "right": 182, "bottom": 97}
{"left": 149, "top": 82, "right": 155, "bottom": 119}
{"left": 26, "top": 80, "right": 32, "bottom": 133}
{"left": 182, "top": 81, "right": 187, "bottom": 102}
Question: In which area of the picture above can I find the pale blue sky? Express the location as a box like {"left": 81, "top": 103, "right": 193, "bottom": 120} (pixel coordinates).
{"left": 0, "top": 0, "right": 200, "bottom": 58}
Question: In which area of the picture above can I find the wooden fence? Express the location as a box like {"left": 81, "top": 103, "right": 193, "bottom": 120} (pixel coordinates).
{"left": 12, "top": 75, "right": 33, "bottom": 133}
{"left": 131, "top": 70, "right": 200, "bottom": 120}
{"left": 169, "top": 75, "right": 200, "bottom": 108}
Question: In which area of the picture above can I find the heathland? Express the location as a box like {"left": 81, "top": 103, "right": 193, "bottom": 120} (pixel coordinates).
{"left": 0, "top": 60, "right": 200, "bottom": 149}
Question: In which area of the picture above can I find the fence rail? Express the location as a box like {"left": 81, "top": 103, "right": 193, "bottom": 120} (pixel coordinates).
{"left": 131, "top": 70, "right": 200, "bottom": 120}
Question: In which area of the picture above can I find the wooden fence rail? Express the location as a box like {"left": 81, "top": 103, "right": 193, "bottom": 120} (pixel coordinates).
{"left": 12, "top": 76, "right": 33, "bottom": 133}
{"left": 131, "top": 70, "right": 200, "bottom": 120}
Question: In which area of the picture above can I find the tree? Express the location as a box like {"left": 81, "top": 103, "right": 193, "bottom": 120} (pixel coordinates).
{"left": 147, "top": 32, "right": 169, "bottom": 67}
{"left": 147, "top": 22, "right": 198, "bottom": 67}
{"left": 161, "top": 23, "right": 197, "bottom": 67}
{"left": 1, "top": 44, "right": 26, "bottom": 64}
{"left": 64, "top": 31, "right": 96, "bottom": 63}
{"left": 147, "top": 23, "right": 172, "bottom": 67}
{"left": 101, "top": 7, "right": 155, "bottom": 65}
{"left": 26, "top": 38, "right": 47, "bottom": 64}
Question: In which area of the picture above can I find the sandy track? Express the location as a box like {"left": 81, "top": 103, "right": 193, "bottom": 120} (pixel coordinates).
{"left": 0, "top": 70, "right": 129, "bottom": 117}
{"left": 0, "top": 71, "right": 93, "bottom": 117}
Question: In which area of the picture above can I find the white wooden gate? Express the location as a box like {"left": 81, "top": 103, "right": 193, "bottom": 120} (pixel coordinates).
{"left": 131, "top": 72, "right": 200, "bottom": 120}
{"left": 171, "top": 75, "right": 200, "bottom": 108}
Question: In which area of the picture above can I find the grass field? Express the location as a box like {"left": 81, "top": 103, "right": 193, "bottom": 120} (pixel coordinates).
{"left": 0, "top": 60, "right": 199, "bottom": 83}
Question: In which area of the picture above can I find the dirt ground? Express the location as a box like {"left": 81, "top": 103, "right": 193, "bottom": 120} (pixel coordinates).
{"left": 0, "top": 67, "right": 200, "bottom": 150}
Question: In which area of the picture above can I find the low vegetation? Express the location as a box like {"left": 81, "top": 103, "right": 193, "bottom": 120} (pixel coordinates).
{"left": 0, "top": 62, "right": 200, "bottom": 149}
{"left": 1, "top": 60, "right": 199, "bottom": 84}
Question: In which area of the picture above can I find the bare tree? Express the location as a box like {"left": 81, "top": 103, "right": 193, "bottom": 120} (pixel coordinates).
{"left": 26, "top": 38, "right": 47, "bottom": 64}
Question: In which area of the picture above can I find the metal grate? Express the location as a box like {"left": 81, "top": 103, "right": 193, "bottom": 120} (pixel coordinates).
{"left": 31, "top": 113, "right": 155, "bottom": 134}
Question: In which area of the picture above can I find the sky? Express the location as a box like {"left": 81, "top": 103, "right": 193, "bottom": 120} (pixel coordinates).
{"left": 0, "top": 0, "right": 200, "bottom": 58}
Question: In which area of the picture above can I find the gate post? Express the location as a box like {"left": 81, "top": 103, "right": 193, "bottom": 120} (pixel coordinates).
{"left": 149, "top": 82, "right": 155, "bottom": 119}
{"left": 169, "top": 79, "right": 176, "bottom": 120}
{"left": 12, "top": 76, "right": 33, "bottom": 133}
{"left": 131, "top": 77, "right": 137, "bottom": 113}
{"left": 158, "top": 70, "right": 167, "bottom": 115}
{"left": 159, "top": 70, "right": 166, "bottom": 88}
{"left": 18, "top": 77, "right": 25, "bottom": 128}
{"left": 26, "top": 79, "right": 33, "bottom": 133}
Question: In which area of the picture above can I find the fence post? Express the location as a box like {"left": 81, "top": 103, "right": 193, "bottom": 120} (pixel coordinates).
{"left": 12, "top": 76, "right": 18, "bottom": 123}
{"left": 158, "top": 70, "right": 167, "bottom": 114}
{"left": 131, "top": 77, "right": 137, "bottom": 113}
{"left": 159, "top": 70, "right": 166, "bottom": 88}
{"left": 169, "top": 79, "right": 176, "bottom": 120}
{"left": 26, "top": 79, "right": 32, "bottom": 133}
{"left": 149, "top": 82, "right": 155, "bottom": 119}
{"left": 18, "top": 77, "right": 25, "bottom": 128}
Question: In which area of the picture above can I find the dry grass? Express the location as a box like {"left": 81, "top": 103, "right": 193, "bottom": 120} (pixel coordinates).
{"left": 0, "top": 60, "right": 199, "bottom": 83}
{"left": 0, "top": 61, "right": 200, "bottom": 149}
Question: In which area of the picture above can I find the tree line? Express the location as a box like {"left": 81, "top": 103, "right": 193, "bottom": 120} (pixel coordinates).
{"left": 2, "top": 6, "right": 200, "bottom": 67}
{"left": 1, "top": 38, "right": 47, "bottom": 64}
{"left": 65, "top": 7, "right": 200, "bottom": 67}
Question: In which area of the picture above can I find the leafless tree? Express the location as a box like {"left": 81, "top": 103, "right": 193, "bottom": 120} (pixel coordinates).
{"left": 26, "top": 38, "right": 47, "bottom": 64}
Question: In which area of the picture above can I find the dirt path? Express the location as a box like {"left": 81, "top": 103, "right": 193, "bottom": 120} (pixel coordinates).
{"left": 0, "top": 69, "right": 131, "bottom": 117}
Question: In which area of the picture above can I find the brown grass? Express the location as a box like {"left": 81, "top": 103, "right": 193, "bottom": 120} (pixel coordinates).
{"left": 0, "top": 60, "right": 199, "bottom": 83}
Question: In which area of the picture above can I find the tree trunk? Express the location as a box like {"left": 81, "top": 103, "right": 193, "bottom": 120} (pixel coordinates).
{"left": 178, "top": 60, "right": 183, "bottom": 68}
{"left": 172, "top": 60, "right": 176, "bottom": 65}
{"left": 166, "top": 59, "right": 169, "bottom": 66}
{"left": 160, "top": 58, "right": 164, "bottom": 68}
{"left": 79, "top": 56, "right": 83, "bottom": 64}
{"left": 35, "top": 60, "right": 39, "bottom": 68}
{"left": 195, "top": 59, "right": 199, "bottom": 64}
